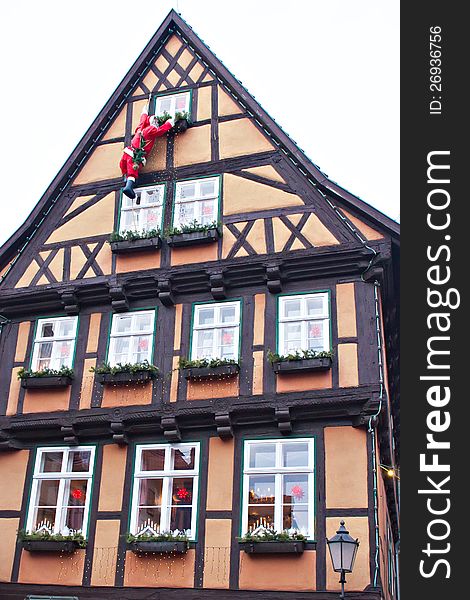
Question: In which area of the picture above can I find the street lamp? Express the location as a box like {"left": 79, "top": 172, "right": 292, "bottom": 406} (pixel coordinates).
{"left": 326, "top": 520, "right": 360, "bottom": 599}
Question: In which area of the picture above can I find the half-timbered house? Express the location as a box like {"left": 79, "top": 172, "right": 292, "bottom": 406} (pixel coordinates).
{"left": 0, "top": 10, "right": 400, "bottom": 600}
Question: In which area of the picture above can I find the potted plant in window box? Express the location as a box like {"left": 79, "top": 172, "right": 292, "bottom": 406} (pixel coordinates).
{"left": 18, "top": 366, "right": 74, "bottom": 389}
{"left": 172, "top": 110, "right": 191, "bottom": 133}
{"left": 91, "top": 360, "right": 159, "bottom": 385}
{"left": 18, "top": 529, "right": 87, "bottom": 553}
{"left": 108, "top": 229, "right": 162, "bottom": 254}
{"left": 127, "top": 531, "right": 189, "bottom": 554}
{"left": 238, "top": 528, "right": 307, "bottom": 554}
{"left": 268, "top": 349, "right": 333, "bottom": 374}
{"left": 165, "top": 220, "right": 221, "bottom": 247}
{"left": 179, "top": 357, "right": 240, "bottom": 380}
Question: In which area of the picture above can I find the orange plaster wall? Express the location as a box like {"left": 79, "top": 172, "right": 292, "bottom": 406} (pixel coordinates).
{"left": 187, "top": 376, "right": 239, "bottom": 400}
{"left": 102, "top": 106, "right": 126, "bottom": 140}
{"left": 338, "top": 343, "right": 359, "bottom": 387}
{"left": 0, "top": 450, "right": 29, "bottom": 510}
{"left": 326, "top": 517, "right": 370, "bottom": 591}
{"left": 324, "top": 426, "right": 368, "bottom": 508}
{"left": 22, "top": 388, "right": 71, "bottom": 414}
{"left": 204, "top": 519, "right": 231, "bottom": 588}
{"left": 276, "top": 369, "right": 332, "bottom": 393}
{"left": 86, "top": 313, "right": 102, "bottom": 353}
{"left": 18, "top": 549, "right": 85, "bottom": 585}
{"left": 98, "top": 444, "right": 127, "bottom": 512}
{"left": 79, "top": 358, "right": 96, "bottom": 410}
{"left": 73, "top": 144, "right": 123, "bottom": 185}
{"left": 197, "top": 84, "right": 212, "bottom": 121}
{"left": 15, "top": 321, "right": 31, "bottom": 362}
{"left": 206, "top": 437, "right": 234, "bottom": 511}
{"left": 336, "top": 283, "right": 357, "bottom": 338}
{"left": 341, "top": 209, "right": 384, "bottom": 241}
{"left": 173, "top": 304, "right": 183, "bottom": 351}
{"left": 252, "top": 351, "right": 264, "bottom": 395}
{"left": 253, "top": 294, "right": 266, "bottom": 345}
{"left": 169, "top": 356, "right": 180, "bottom": 402}
{"left": 239, "top": 551, "right": 316, "bottom": 591}
{"left": 124, "top": 548, "right": 196, "bottom": 587}
{"left": 219, "top": 118, "right": 275, "bottom": 159}
{"left": 6, "top": 367, "right": 22, "bottom": 415}
{"left": 174, "top": 124, "right": 211, "bottom": 167}
{"left": 91, "top": 520, "right": 120, "bottom": 586}
{"left": 170, "top": 243, "right": 217, "bottom": 266}
{"left": 116, "top": 250, "right": 161, "bottom": 273}
{"left": 0, "top": 518, "right": 19, "bottom": 582}
{"left": 101, "top": 381, "right": 153, "bottom": 408}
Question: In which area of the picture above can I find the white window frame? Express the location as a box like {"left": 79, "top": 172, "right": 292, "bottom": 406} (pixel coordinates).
{"left": 31, "top": 316, "right": 78, "bottom": 372}
{"left": 130, "top": 443, "right": 200, "bottom": 540}
{"left": 119, "top": 183, "right": 165, "bottom": 234}
{"left": 191, "top": 301, "right": 241, "bottom": 362}
{"left": 242, "top": 438, "right": 315, "bottom": 539}
{"left": 155, "top": 91, "right": 191, "bottom": 119}
{"left": 173, "top": 176, "right": 220, "bottom": 229}
{"left": 26, "top": 446, "right": 95, "bottom": 536}
{"left": 278, "top": 292, "right": 330, "bottom": 355}
{"left": 108, "top": 310, "right": 156, "bottom": 366}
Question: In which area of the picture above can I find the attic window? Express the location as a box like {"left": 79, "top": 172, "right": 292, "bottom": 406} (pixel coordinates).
{"left": 155, "top": 91, "right": 191, "bottom": 119}
{"left": 119, "top": 184, "right": 165, "bottom": 233}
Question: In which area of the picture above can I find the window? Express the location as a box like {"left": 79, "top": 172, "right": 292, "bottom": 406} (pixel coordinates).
{"left": 174, "top": 176, "right": 220, "bottom": 228}
{"left": 31, "top": 316, "right": 78, "bottom": 372}
{"left": 278, "top": 292, "right": 330, "bottom": 355}
{"left": 130, "top": 443, "right": 200, "bottom": 538}
{"left": 26, "top": 446, "right": 95, "bottom": 536}
{"left": 155, "top": 91, "right": 191, "bottom": 119}
{"left": 242, "top": 438, "right": 315, "bottom": 538}
{"left": 120, "top": 184, "right": 165, "bottom": 233}
{"left": 191, "top": 301, "right": 240, "bottom": 361}
{"left": 108, "top": 310, "right": 156, "bottom": 366}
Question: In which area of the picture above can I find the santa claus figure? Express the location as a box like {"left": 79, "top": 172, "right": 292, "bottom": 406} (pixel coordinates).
{"left": 120, "top": 102, "right": 174, "bottom": 201}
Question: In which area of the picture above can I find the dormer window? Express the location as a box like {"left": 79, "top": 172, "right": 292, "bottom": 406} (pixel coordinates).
{"left": 155, "top": 91, "right": 191, "bottom": 119}
{"left": 119, "top": 184, "right": 165, "bottom": 233}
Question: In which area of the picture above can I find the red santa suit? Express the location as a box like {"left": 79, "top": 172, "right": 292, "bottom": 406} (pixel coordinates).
{"left": 120, "top": 113, "right": 173, "bottom": 179}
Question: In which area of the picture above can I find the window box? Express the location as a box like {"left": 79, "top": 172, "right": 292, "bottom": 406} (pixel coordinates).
{"left": 272, "top": 357, "right": 332, "bottom": 374}
{"left": 95, "top": 370, "right": 156, "bottom": 386}
{"left": 239, "top": 540, "right": 306, "bottom": 554}
{"left": 110, "top": 236, "right": 162, "bottom": 254}
{"left": 166, "top": 227, "right": 220, "bottom": 247}
{"left": 128, "top": 540, "right": 189, "bottom": 554}
{"left": 20, "top": 375, "right": 73, "bottom": 389}
{"left": 182, "top": 363, "right": 240, "bottom": 380}
{"left": 22, "top": 539, "right": 83, "bottom": 553}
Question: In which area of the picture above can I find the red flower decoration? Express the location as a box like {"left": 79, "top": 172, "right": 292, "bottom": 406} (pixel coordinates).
{"left": 291, "top": 485, "right": 304, "bottom": 500}
{"left": 60, "top": 343, "right": 69, "bottom": 357}
{"left": 309, "top": 324, "right": 322, "bottom": 337}
{"left": 138, "top": 339, "right": 149, "bottom": 351}
{"left": 222, "top": 333, "right": 233, "bottom": 344}
{"left": 72, "top": 488, "right": 83, "bottom": 500}
{"left": 176, "top": 487, "right": 190, "bottom": 501}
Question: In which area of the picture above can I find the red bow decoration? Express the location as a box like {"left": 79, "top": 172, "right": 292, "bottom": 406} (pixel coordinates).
{"left": 138, "top": 338, "right": 149, "bottom": 351}
{"left": 71, "top": 488, "right": 84, "bottom": 500}
{"left": 176, "top": 487, "right": 190, "bottom": 501}
{"left": 309, "top": 323, "right": 322, "bottom": 337}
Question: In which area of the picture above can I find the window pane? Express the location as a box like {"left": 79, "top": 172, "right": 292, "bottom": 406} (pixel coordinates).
{"left": 248, "top": 505, "right": 275, "bottom": 531}
{"left": 142, "top": 188, "right": 162, "bottom": 206}
{"left": 40, "top": 322, "right": 55, "bottom": 338}
{"left": 67, "top": 480, "right": 88, "bottom": 507}
{"left": 283, "top": 474, "right": 309, "bottom": 504}
{"left": 57, "top": 319, "right": 75, "bottom": 338}
{"left": 120, "top": 210, "right": 137, "bottom": 231}
{"left": 306, "top": 296, "right": 325, "bottom": 316}
{"left": 307, "top": 321, "right": 324, "bottom": 351}
{"left": 179, "top": 183, "right": 195, "bottom": 199}
{"left": 137, "top": 507, "right": 162, "bottom": 532}
{"left": 197, "top": 308, "right": 214, "bottom": 326}
{"left": 141, "top": 207, "right": 161, "bottom": 229}
{"left": 53, "top": 340, "right": 73, "bottom": 366}
{"left": 159, "top": 97, "right": 172, "bottom": 113}
{"left": 282, "top": 443, "right": 309, "bottom": 468}
{"left": 39, "top": 452, "right": 63, "bottom": 473}
{"left": 195, "top": 330, "right": 213, "bottom": 358}
{"left": 171, "top": 447, "right": 196, "bottom": 470}
{"left": 141, "top": 448, "right": 165, "bottom": 471}
{"left": 38, "top": 341, "right": 53, "bottom": 360}
{"left": 249, "top": 444, "right": 276, "bottom": 469}
{"left": 248, "top": 475, "right": 275, "bottom": 504}
{"left": 135, "top": 313, "right": 153, "bottom": 332}
{"left": 283, "top": 504, "right": 308, "bottom": 534}
{"left": 175, "top": 94, "right": 187, "bottom": 111}
{"left": 139, "top": 478, "right": 163, "bottom": 506}
{"left": 64, "top": 507, "right": 85, "bottom": 532}
{"left": 200, "top": 180, "right": 217, "bottom": 197}
{"left": 110, "top": 337, "right": 130, "bottom": 364}
{"left": 220, "top": 305, "right": 236, "bottom": 323}
{"left": 67, "top": 451, "right": 91, "bottom": 472}
{"left": 178, "top": 201, "right": 194, "bottom": 224}
{"left": 134, "top": 335, "right": 152, "bottom": 363}
{"left": 283, "top": 299, "right": 301, "bottom": 318}
{"left": 200, "top": 200, "right": 216, "bottom": 224}
{"left": 114, "top": 315, "right": 132, "bottom": 334}
{"left": 34, "top": 508, "right": 56, "bottom": 531}
{"left": 171, "top": 478, "right": 194, "bottom": 506}
{"left": 37, "top": 479, "right": 60, "bottom": 506}
{"left": 170, "top": 506, "right": 192, "bottom": 532}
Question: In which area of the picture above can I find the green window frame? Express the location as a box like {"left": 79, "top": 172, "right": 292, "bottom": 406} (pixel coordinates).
{"left": 190, "top": 299, "right": 241, "bottom": 362}
{"left": 30, "top": 315, "right": 79, "bottom": 372}
{"left": 154, "top": 90, "right": 192, "bottom": 119}
{"left": 107, "top": 309, "right": 157, "bottom": 366}
{"left": 173, "top": 175, "right": 221, "bottom": 229}
{"left": 118, "top": 183, "right": 166, "bottom": 234}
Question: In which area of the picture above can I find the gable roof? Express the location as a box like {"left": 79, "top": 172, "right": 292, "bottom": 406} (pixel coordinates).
{"left": 0, "top": 9, "right": 399, "bottom": 279}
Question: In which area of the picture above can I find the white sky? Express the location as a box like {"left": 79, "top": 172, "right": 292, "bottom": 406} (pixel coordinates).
{"left": 0, "top": 0, "right": 399, "bottom": 247}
